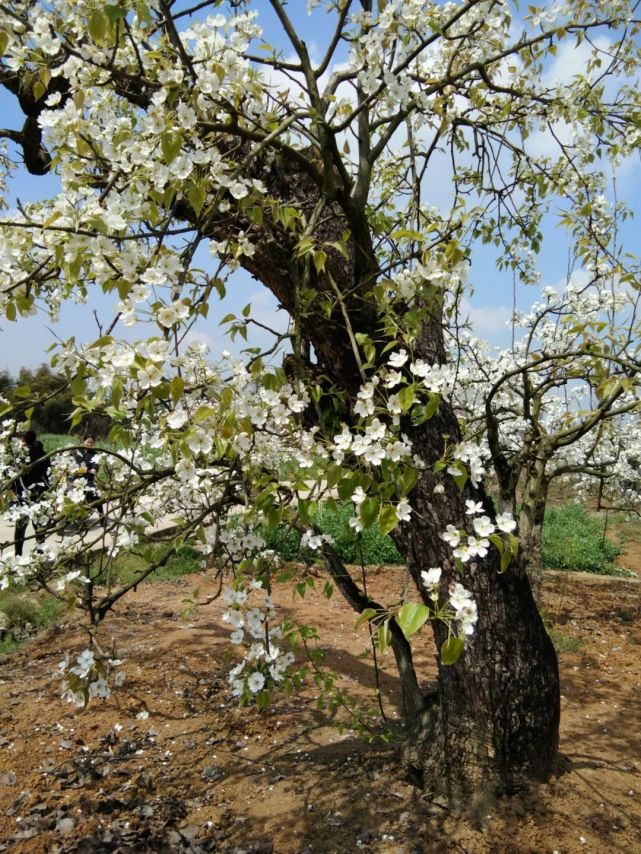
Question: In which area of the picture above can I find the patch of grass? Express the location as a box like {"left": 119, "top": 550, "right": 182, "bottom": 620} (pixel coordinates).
{"left": 262, "top": 502, "right": 403, "bottom": 566}
{"left": 542, "top": 504, "right": 622, "bottom": 575}
{"left": 0, "top": 591, "right": 63, "bottom": 653}
{"left": 41, "top": 433, "right": 78, "bottom": 452}
{"left": 611, "top": 513, "right": 641, "bottom": 543}
{"left": 41, "top": 433, "right": 117, "bottom": 453}
{"left": 547, "top": 627, "right": 582, "bottom": 655}
{"left": 92, "top": 545, "right": 204, "bottom": 586}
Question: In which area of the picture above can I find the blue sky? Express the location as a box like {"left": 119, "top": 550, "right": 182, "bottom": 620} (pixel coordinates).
{"left": 1, "top": 1, "right": 640, "bottom": 374}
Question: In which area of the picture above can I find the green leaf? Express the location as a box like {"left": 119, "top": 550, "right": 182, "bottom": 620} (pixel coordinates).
{"left": 76, "top": 136, "right": 93, "bottom": 158}
{"left": 161, "top": 130, "right": 182, "bottom": 164}
{"left": 32, "top": 80, "right": 46, "bottom": 102}
{"left": 500, "top": 549, "right": 513, "bottom": 573}
{"left": 170, "top": 375, "right": 184, "bottom": 405}
{"left": 313, "top": 249, "right": 327, "bottom": 273}
{"left": 162, "top": 185, "right": 176, "bottom": 208}
{"left": 193, "top": 404, "right": 214, "bottom": 423}
{"left": 396, "top": 603, "right": 430, "bottom": 639}
{"left": 488, "top": 533, "right": 504, "bottom": 553}
{"left": 398, "top": 385, "right": 415, "bottom": 412}
{"left": 298, "top": 498, "right": 311, "bottom": 523}
{"left": 325, "top": 463, "right": 343, "bottom": 490}
{"left": 377, "top": 619, "right": 391, "bottom": 653}
{"left": 88, "top": 9, "right": 108, "bottom": 43}
{"left": 296, "top": 235, "right": 314, "bottom": 257}
{"left": 219, "top": 385, "right": 233, "bottom": 410}
{"left": 401, "top": 466, "right": 419, "bottom": 496}
{"left": 451, "top": 468, "right": 468, "bottom": 492}
{"left": 43, "top": 210, "right": 62, "bottom": 229}
{"left": 360, "top": 497, "right": 380, "bottom": 529}
{"left": 70, "top": 376, "right": 86, "bottom": 396}
{"left": 187, "top": 183, "right": 206, "bottom": 216}
{"left": 424, "top": 392, "right": 440, "bottom": 420}
{"left": 136, "top": 0, "right": 152, "bottom": 28}
{"left": 440, "top": 636, "right": 465, "bottom": 665}
{"left": 378, "top": 505, "right": 398, "bottom": 535}
{"left": 261, "top": 373, "right": 279, "bottom": 392}
{"left": 355, "top": 607, "right": 377, "bottom": 628}
{"left": 266, "top": 506, "right": 281, "bottom": 531}
{"left": 104, "top": 4, "right": 126, "bottom": 24}
{"left": 111, "top": 377, "right": 123, "bottom": 409}
{"left": 0, "top": 31, "right": 9, "bottom": 56}
{"left": 337, "top": 477, "right": 355, "bottom": 501}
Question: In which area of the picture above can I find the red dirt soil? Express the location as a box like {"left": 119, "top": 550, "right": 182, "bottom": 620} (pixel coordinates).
{"left": 0, "top": 567, "right": 639, "bottom": 853}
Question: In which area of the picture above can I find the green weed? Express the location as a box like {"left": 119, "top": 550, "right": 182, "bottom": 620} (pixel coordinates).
{"left": 0, "top": 591, "right": 63, "bottom": 653}
{"left": 547, "top": 627, "right": 582, "bottom": 655}
{"left": 542, "top": 504, "right": 622, "bottom": 575}
{"left": 262, "top": 502, "right": 403, "bottom": 566}
{"left": 91, "top": 545, "right": 203, "bottom": 586}
{"left": 41, "top": 433, "right": 118, "bottom": 453}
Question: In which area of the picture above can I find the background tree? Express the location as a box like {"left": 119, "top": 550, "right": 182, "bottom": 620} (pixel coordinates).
{"left": 0, "top": 0, "right": 640, "bottom": 812}
{"left": 454, "top": 278, "right": 640, "bottom": 587}
{"left": 0, "top": 363, "right": 110, "bottom": 435}
{"left": 0, "top": 370, "right": 11, "bottom": 396}
{"left": 15, "top": 363, "right": 73, "bottom": 433}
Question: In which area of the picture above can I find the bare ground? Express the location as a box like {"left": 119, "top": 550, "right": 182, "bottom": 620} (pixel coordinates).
{"left": 0, "top": 562, "right": 639, "bottom": 854}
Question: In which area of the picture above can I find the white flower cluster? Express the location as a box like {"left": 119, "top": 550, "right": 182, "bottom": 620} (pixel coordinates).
{"left": 447, "top": 441, "right": 487, "bottom": 487}
{"left": 448, "top": 582, "right": 478, "bottom": 637}
{"left": 219, "top": 521, "right": 266, "bottom": 563}
{"left": 387, "top": 255, "right": 469, "bottom": 302}
{"left": 333, "top": 415, "right": 412, "bottom": 467}
{"left": 58, "top": 648, "right": 124, "bottom": 708}
{"left": 0, "top": 543, "right": 61, "bottom": 589}
{"left": 420, "top": 567, "right": 478, "bottom": 636}
{"left": 442, "top": 503, "right": 516, "bottom": 564}
{"left": 409, "top": 359, "right": 455, "bottom": 396}
{"left": 300, "top": 530, "right": 334, "bottom": 551}
{"left": 222, "top": 582, "right": 295, "bottom": 699}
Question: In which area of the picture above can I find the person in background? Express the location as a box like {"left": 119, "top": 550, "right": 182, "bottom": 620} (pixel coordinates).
{"left": 14, "top": 429, "right": 50, "bottom": 556}
{"left": 73, "top": 434, "right": 105, "bottom": 525}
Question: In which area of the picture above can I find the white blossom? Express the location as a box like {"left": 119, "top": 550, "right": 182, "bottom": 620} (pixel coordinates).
{"left": 248, "top": 671, "right": 266, "bottom": 693}
{"left": 496, "top": 512, "right": 517, "bottom": 533}
{"left": 388, "top": 350, "right": 408, "bottom": 368}
{"left": 442, "top": 525, "right": 461, "bottom": 548}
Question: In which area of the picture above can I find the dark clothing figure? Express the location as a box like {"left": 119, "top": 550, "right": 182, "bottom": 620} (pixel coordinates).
{"left": 14, "top": 431, "right": 50, "bottom": 556}
{"left": 73, "top": 444, "right": 105, "bottom": 524}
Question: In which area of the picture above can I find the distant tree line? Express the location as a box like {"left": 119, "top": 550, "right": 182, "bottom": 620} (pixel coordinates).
{"left": 0, "top": 364, "right": 110, "bottom": 436}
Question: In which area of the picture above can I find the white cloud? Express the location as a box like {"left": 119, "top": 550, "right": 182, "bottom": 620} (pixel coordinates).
{"left": 542, "top": 36, "right": 611, "bottom": 89}
{"left": 459, "top": 297, "right": 513, "bottom": 344}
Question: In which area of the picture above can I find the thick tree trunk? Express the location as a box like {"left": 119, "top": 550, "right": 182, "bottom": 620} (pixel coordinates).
{"left": 394, "top": 330, "right": 559, "bottom": 809}
{"left": 404, "top": 510, "right": 559, "bottom": 809}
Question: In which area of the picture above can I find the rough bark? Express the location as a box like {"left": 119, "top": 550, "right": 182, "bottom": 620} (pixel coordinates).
{"left": 517, "top": 459, "right": 549, "bottom": 595}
